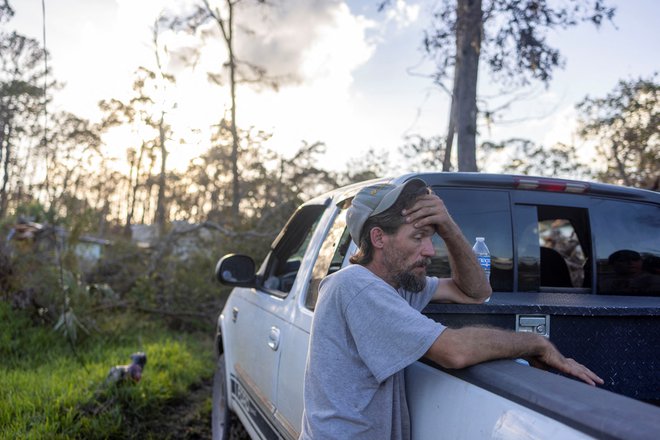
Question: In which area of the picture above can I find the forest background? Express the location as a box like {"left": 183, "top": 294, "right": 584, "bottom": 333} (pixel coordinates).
{"left": 0, "top": 0, "right": 657, "bottom": 437}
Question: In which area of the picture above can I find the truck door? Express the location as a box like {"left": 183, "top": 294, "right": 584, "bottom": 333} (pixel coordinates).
{"left": 225, "top": 204, "right": 326, "bottom": 438}
{"left": 275, "top": 208, "right": 353, "bottom": 438}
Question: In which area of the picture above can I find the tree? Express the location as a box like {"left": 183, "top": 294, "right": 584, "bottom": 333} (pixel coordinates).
{"left": 99, "top": 65, "right": 175, "bottom": 234}
{"left": 176, "top": 118, "right": 259, "bottom": 224}
{"left": 338, "top": 148, "right": 394, "bottom": 186}
{"left": 266, "top": 141, "right": 338, "bottom": 221}
{"left": 151, "top": 22, "right": 175, "bottom": 234}
{"left": 481, "top": 138, "right": 591, "bottom": 179}
{"left": 399, "top": 135, "right": 445, "bottom": 172}
{"left": 382, "top": 0, "right": 615, "bottom": 171}
{"left": 0, "top": 2, "right": 51, "bottom": 217}
{"left": 577, "top": 75, "right": 659, "bottom": 189}
{"left": 42, "top": 112, "right": 101, "bottom": 220}
{"left": 160, "top": 0, "right": 285, "bottom": 224}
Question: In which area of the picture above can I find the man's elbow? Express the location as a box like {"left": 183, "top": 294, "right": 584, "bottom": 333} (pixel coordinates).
{"left": 471, "top": 281, "right": 493, "bottom": 302}
{"left": 434, "top": 352, "right": 471, "bottom": 369}
{"left": 453, "top": 275, "right": 492, "bottom": 303}
{"left": 464, "top": 285, "right": 492, "bottom": 304}
{"left": 425, "top": 331, "right": 472, "bottom": 369}
{"left": 476, "top": 285, "right": 493, "bottom": 302}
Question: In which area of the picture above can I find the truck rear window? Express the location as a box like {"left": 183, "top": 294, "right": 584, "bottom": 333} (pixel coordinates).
{"left": 591, "top": 198, "right": 660, "bottom": 296}
{"left": 428, "top": 188, "right": 514, "bottom": 292}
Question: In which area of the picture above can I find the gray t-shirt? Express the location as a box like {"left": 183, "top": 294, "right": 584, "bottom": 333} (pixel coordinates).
{"left": 300, "top": 264, "right": 446, "bottom": 440}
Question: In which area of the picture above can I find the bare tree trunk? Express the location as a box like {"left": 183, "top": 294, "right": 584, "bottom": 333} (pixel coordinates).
{"left": 125, "top": 144, "right": 145, "bottom": 236}
{"left": 205, "top": 0, "right": 241, "bottom": 223}
{"left": 155, "top": 112, "right": 168, "bottom": 232}
{"left": 454, "top": 0, "right": 482, "bottom": 172}
{"left": 152, "top": 23, "right": 169, "bottom": 234}
{"left": 226, "top": 1, "right": 240, "bottom": 224}
{"left": 0, "top": 126, "right": 5, "bottom": 219}
{"left": 443, "top": 77, "right": 459, "bottom": 171}
{"left": 0, "top": 115, "right": 6, "bottom": 170}
{"left": 124, "top": 157, "right": 136, "bottom": 236}
{"left": 0, "top": 124, "right": 12, "bottom": 217}
{"left": 52, "top": 146, "right": 79, "bottom": 215}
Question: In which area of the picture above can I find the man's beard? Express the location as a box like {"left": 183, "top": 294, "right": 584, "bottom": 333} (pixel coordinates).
{"left": 383, "top": 247, "right": 431, "bottom": 293}
{"left": 395, "top": 270, "right": 426, "bottom": 292}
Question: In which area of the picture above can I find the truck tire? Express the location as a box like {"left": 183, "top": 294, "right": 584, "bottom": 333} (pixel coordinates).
{"left": 212, "top": 354, "right": 231, "bottom": 440}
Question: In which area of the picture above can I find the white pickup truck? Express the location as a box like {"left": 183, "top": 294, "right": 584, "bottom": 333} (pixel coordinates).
{"left": 211, "top": 173, "right": 660, "bottom": 440}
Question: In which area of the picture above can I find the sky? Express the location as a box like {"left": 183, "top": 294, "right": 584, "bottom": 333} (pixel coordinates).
{"left": 8, "top": 0, "right": 660, "bottom": 174}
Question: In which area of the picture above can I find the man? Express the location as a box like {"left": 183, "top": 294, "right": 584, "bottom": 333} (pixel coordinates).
{"left": 300, "top": 178, "right": 603, "bottom": 440}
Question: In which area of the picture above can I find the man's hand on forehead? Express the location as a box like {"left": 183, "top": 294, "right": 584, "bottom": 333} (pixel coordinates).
{"left": 401, "top": 192, "right": 454, "bottom": 236}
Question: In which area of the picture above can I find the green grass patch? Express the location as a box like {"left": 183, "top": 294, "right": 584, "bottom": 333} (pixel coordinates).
{"left": 0, "top": 302, "right": 214, "bottom": 439}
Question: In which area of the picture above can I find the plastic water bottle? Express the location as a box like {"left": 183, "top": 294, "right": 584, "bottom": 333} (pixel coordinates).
{"left": 473, "top": 237, "right": 491, "bottom": 280}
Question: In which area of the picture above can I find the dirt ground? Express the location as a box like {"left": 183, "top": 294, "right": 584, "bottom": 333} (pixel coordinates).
{"left": 141, "top": 377, "right": 214, "bottom": 439}
{"left": 142, "top": 377, "right": 250, "bottom": 440}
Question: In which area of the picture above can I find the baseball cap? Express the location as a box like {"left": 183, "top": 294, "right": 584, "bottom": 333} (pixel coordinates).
{"left": 346, "top": 178, "right": 428, "bottom": 244}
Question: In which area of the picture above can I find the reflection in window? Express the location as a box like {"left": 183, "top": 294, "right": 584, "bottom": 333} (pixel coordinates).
{"left": 591, "top": 199, "right": 660, "bottom": 296}
{"left": 306, "top": 210, "right": 350, "bottom": 310}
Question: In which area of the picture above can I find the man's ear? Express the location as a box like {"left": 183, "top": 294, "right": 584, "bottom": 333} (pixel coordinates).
{"left": 370, "top": 227, "right": 386, "bottom": 249}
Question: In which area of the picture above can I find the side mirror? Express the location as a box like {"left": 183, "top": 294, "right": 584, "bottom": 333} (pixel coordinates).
{"left": 215, "top": 254, "right": 257, "bottom": 287}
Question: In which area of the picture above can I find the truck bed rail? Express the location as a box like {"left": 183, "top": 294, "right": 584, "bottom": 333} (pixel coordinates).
{"left": 416, "top": 359, "right": 660, "bottom": 440}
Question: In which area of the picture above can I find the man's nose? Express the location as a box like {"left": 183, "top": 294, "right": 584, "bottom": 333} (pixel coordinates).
{"left": 421, "top": 238, "right": 435, "bottom": 257}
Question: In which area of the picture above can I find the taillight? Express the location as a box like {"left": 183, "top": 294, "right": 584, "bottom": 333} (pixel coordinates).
{"left": 514, "top": 177, "right": 589, "bottom": 193}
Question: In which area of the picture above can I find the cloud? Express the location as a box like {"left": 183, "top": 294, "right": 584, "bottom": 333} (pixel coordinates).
{"left": 232, "top": 0, "right": 376, "bottom": 85}
{"left": 232, "top": 1, "right": 378, "bottom": 161}
{"left": 383, "top": 0, "right": 420, "bottom": 29}
{"left": 153, "top": 1, "right": 376, "bottom": 89}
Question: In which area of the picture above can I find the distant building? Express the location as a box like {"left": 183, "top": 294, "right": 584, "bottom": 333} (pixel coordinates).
{"left": 7, "top": 220, "right": 112, "bottom": 273}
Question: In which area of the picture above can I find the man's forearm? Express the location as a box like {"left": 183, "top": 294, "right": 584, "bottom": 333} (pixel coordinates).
{"left": 426, "top": 326, "right": 604, "bottom": 386}
{"left": 427, "top": 327, "right": 546, "bottom": 369}
{"left": 441, "top": 221, "right": 492, "bottom": 300}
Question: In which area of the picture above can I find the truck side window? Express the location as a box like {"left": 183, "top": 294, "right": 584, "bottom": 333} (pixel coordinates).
{"left": 539, "top": 219, "right": 587, "bottom": 287}
{"left": 430, "top": 188, "right": 514, "bottom": 292}
{"left": 305, "top": 210, "right": 350, "bottom": 311}
{"left": 591, "top": 199, "right": 660, "bottom": 296}
{"left": 262, "top": 204, "right": 326, "bottom": 296}
{"left": 515, "top": 205, "right": 591, "bottom": 292}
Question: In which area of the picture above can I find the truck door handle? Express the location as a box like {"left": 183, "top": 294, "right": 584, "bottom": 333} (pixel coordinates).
{"left": 268, "top": 326, "right": 281, "bottom": 351}
{"left": 516, "top": 314, "right": 550, "bottom": 337}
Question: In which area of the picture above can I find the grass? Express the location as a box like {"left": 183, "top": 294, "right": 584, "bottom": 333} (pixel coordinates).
{"left": 0, "top": 301, "right": 215, "bottom": 439}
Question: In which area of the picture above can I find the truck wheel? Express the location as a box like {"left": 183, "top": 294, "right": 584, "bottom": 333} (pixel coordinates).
{"left": 212, "top": 353, "right": 232, "bottom": 440}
